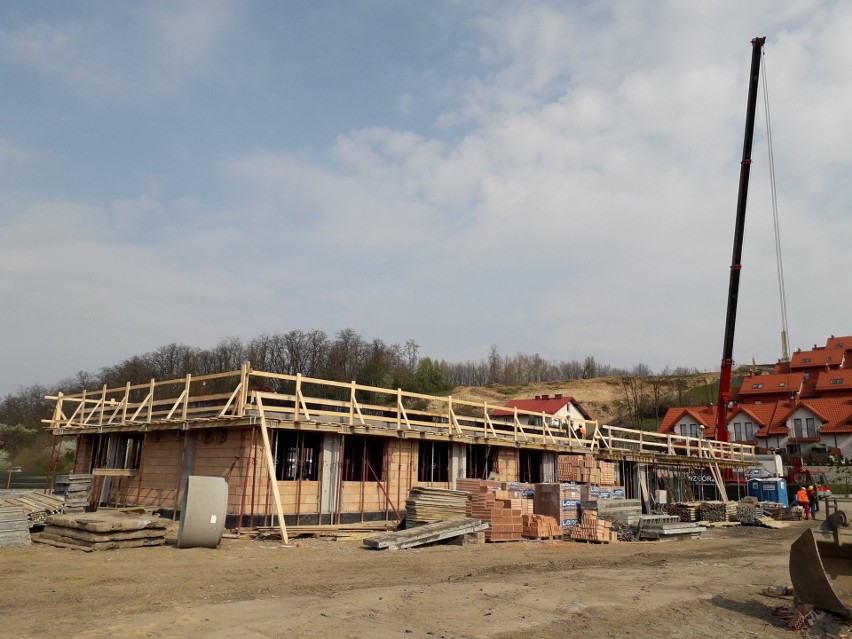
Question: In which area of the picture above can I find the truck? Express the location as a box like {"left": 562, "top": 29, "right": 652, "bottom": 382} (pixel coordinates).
{"left": 786, "top": 458, "right": 832, "bottom": 501}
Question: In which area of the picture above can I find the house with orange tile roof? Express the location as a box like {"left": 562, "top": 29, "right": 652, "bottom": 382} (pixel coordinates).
{"left": 659, "top": 332, "right": 852, "bottom": 458}
{"left": 814, "top": 369, "right": 852, "bottom": 397}
{"left": 735, "top": 372, "right": 803, "bottom": 404}
{"left": 493, "top": 394, "right": 592, "bottom": 427}
{"left": 658, "top": 405, "right": 718, "bottom": 439}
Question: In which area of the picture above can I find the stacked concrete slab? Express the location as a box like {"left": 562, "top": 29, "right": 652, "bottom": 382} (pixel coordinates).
{"left": 53, "top": 474, "right": 92, "bottom": 513}
{"left": 0, "top": 506, "right": 31, "bottom": 547}
{"left": 38, "top": 511, "right": 167, "bottom": 550}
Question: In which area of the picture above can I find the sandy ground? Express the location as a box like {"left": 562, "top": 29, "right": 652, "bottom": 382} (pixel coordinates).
{"left": 1, "top": 518, "right": 846, "bottom": 639}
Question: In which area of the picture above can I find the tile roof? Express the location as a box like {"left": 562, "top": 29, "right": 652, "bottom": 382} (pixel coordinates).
{"left": 736, "top": 372, "right": 803, "bottom": 397}
{"left": 752, "top": 400, "right": 792, "bottom": 437}
{"left": 797, "top": 398, "right": 852, "bottom": 434}
{"left": 815, "top": 369, "right": 852, "bottom": 393}
{"left": 659, "top": 332, "right": 852, "bottom": 441}
{"left": 791, "top": 347, "right": 842, "bottom": 369}
{"left": 492, "top": 396, "right": 591, "bottom": 420}
{"left": 826, "top": 335, "right": 852, "bottom": 350}
{"left": 659, "top": 405, "right": 718, "bottom": 438}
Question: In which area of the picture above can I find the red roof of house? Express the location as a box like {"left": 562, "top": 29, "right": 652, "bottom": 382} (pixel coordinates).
{"left": 791, "top": 347, "right": 842, "bottom": 369}
{"left": 492, "top": 395, "right": 591, "bottom": 420}
{"left": 826, "top": 335, "right": 852, "bottom": 350}
{"left": 736, "top": 372, "right": 803, "bottom": 398}
{"left": 815, "top": 369, "right": 852, "bottom": 393}
{"left": 795, "top": 398, "right": 852, "bottom": 434}
{"left": 747, "top": 400, "right": 792, "bottom": 437}
{"left": 659, "top": 405, "right": 718, "bottom": 438}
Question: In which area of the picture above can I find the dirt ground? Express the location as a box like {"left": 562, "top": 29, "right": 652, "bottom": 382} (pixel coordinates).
{"left": 1, "top": 518, "right": 848, "bottom": 639}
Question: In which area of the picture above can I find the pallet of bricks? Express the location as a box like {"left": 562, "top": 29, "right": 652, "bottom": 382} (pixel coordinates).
{"left": 556, "top": 453, "right": 617, "bottom": 485}
{"left": 569, "top": 509, "right": 618, "bottom": 543}
{"left": 457, "top": 479, "right": 524, "bottom": 542}
{"left": 533, "top": 482, "right": 581, "bottom": 536}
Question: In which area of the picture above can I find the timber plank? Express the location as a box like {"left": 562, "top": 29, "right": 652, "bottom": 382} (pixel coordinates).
{"left": 364, "top": 517, "right": 488, "bottom": 550}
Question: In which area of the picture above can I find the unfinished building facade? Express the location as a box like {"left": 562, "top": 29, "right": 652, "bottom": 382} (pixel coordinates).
{"left": 44, "top": 365, "right": 757, "bottom": 528}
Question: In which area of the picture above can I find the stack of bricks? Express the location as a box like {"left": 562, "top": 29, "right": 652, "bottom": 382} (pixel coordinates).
{"left": 502, "top": 482, "right": 535, "bottom": 516}
{"left": 461, "top": 480, "right": 523, "bottom": 542}
{"left": 534, "top": 482, "right": 581, "bottom": 531}
{"left": 522, "top": 514, "right": 562, "bottom": 539}
{"left": 456, "top": 478, "right": 501, "bottom": 493}
{"left": 569, "top": 510, "right": 618, "bottom": 543}
{"left": 598, "top": 460, "right": 616, "bottom": 485}
{"left": 556, "top": 454, "right": 618, "bottom": 484}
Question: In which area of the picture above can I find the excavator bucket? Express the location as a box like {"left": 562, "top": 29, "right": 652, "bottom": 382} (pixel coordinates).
{"left": 789, "top": 525, "right": 852, "bottom": 617}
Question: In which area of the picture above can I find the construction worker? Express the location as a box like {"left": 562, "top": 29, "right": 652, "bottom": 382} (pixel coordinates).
{"left": 796, "top": 486, "right": 811, "bottom": 520}
{"left": 807, "top": 485, "right": 819, "bottom": 519}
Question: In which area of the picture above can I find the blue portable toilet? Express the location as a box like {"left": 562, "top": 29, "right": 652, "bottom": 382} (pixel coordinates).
{"left": 760, "top": 478, "right": 788, "bottom": 505}
{"left": 747, "top": 477, "right": 788, "bottom": 504}
{"left": 747, "top": 478, "right": 762, "bottom": 499}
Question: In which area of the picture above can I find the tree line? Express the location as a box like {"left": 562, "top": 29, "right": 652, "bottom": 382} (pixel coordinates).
{"left": 0, "top": 327, "right": 707, "bottom": 470}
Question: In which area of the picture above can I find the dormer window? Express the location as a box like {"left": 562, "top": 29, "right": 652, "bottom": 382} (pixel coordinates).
{"left": 752, "top": 383, "right": 763, "bottom": 389}
{"left": 831, "top": 378, "right": 843, "bottom": 385}
{"left": 779, "top": 382, "right": 786, "bottom": 387}
{"left": 802, "top": 358, "right": 812, "bottom": 363}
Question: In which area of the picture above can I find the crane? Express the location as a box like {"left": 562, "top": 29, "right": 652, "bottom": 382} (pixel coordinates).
{"left": 715, "top": 36, "right": 766, "bottom": 443}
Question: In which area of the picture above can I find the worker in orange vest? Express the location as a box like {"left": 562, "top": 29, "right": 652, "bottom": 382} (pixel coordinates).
{"left": 796, "top": 486, "right": 811, "bottom": 520}
{"left": 807, "top": 485, "right": 819, "bottom": 519}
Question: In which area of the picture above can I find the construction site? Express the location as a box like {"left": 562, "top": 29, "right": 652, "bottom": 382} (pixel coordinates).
{"left": 36, "top": 365, "right": 759, "bottom": 534}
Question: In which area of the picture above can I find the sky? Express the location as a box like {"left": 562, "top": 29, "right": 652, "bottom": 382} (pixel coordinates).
{"left": 2, "top": 1, "right": 852, "bottom": 396}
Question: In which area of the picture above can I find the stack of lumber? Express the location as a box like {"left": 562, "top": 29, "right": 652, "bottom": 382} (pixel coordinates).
{"left": 257, "top": 522, "right": 396, "bottom": 540}
{"left": 36, "top": 511, "right": 167, "bottom": 551}
{"left": 735, "top": 501, "right": 765, "bottom": 524}
{"left": 0, "top": 491, "right": 64, "bottom": 527}
{"left": 54, "top": 474, "right": 92, "bottom": 513}
{"left": 534, "top": 483, "right": 581, "bottom": 529}
{"left": 668, "top": 501, "right": 701, "bottom": 522}
{"left": 699, "top": 501, "right": 737, "bottom": 522}
{"left": 521, "top": 514, "right": 561, "bottom": 539}
{"left": 404, "top": 487, "right": 469, "bottom": 526}
{"left": 556, "top": 454, "right": 616, "bottom": 484}
{"left": 569, "top": 510, "right": 617, "bottom": 543}
{"left": 364, "top": 518, "right": 489, "bottom": 550}
{"left": 465, "top": 484, "right": 523, "bottom": 542}
{"left": 0, "top": 506, "right": 31, "bottom": 547}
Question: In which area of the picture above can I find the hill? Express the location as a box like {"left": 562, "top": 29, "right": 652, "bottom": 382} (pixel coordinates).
{"left": 451, "top": 372, "right": 719, "bottom": 426}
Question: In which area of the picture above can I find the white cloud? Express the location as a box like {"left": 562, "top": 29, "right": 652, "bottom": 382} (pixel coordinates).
{"left": 2, "top": 1, "right": 852, "bottom": 395}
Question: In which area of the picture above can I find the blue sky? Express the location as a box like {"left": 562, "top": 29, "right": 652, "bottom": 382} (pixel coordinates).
{"left": 2, "top": 1, "right": 852, "bottom": 395}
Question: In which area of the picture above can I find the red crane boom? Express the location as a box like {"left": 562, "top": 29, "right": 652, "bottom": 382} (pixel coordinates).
{"left": 716, "top": 36, "right": 766, "bottom": 443}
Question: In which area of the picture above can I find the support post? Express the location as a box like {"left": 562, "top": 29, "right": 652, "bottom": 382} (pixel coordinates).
{"left": 255, "top": 395, "right": 289, "bottom": 544}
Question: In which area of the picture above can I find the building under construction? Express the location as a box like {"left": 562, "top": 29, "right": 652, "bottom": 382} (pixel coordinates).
{"left": 43, "top": 365, "right": 758, "bottom": 528}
